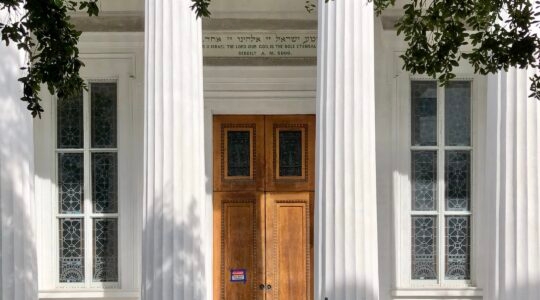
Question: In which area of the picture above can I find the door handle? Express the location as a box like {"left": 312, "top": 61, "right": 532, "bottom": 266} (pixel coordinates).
{"left": 259, "top": 284, "right": 266, "bottom": 290}
{"left": 266, "top": 284, "right": 272, "bottom": 290}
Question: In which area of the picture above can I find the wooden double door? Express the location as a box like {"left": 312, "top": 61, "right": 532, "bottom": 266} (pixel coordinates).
{"left": 213, "top": 115, "right": 315, "bottom": 300}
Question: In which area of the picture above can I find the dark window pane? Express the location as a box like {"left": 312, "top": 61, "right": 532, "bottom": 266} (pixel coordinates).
{"left": 227, "top": 131, "right": 251, "bottom": 177}
{"left": 92, "top": 153, "right": 118, "bottom": 213}
{"left": 57, "top": 92, "right": 83, "bottom": 148}
{"left": 93, "top": 219, "right": 118, "bottom": 282}
{"left": 412, "top": 151, "right": 437, "bottom": 211}
{"left": 445, "top": 216, "right": 471, "bottom": 280}
{"left": 58, "top": 153, "right": 84, "bottom": 214}
{"left": 59, "top": 218, "right": 84, "bottom": 283}
{"left": 412, "top": 81, "right": 437, "bottom": 146}
{"left": 445, "top": 151, "right": 471, "bottom": 211}
{"left": 279, "top": 130, "right": 302, "bottom": 177}
{"left": 445, "top": 82, "right": 471, "bottom": 146}
{"left": 91, "top": 83, "right": 117, "bottom": 148}
{"left": 412, "top": 216, "right": 437, "bottom": 280}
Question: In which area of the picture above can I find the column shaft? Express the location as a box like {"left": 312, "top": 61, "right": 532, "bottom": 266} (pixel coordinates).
{"left": 485, "top": 69, "right": 540, "bottom": 300}
{"left": 0, "top": 9, "right": 37, "bottom": 300}
{"left": 142, "top": 0, "right": 206, "bottom": 299}
{"left": 315, "top": 0, "right": 379, "bottom": 299}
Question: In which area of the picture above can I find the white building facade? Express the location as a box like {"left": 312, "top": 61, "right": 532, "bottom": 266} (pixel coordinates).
{"left": 1, "top": 0, "right": 539, "bottom": 299}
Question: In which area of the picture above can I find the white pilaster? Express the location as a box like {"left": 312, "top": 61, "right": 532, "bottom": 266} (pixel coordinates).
{"left": 484, "top": 68, "right": 540, "bottom": 300}
{"left": 142, "top": 0, "right": 207, "bottom": 299}
{"left": 315, "top": 0, "right": 379, "bottom": 299}
{"left": 0, "top": 9, "right": 37, "bottom": 300}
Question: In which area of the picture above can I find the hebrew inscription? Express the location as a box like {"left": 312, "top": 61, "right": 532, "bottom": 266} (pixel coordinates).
{"left": 203, "top": 31, "right": 317, "bottom": 58}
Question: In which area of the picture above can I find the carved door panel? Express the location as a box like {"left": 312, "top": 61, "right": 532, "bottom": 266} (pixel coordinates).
{"left": 213, "top": 115, "right": 265, "bottom": 192}
{"left": 213, "top": 115, "right": 315, "bottom": 300}
{"left": 265, "top": 192, "right": 314, "bottom": 300}
{"left": 213, "top": 192, "right": 266, "bottom": 300}
{"left": 265, "top": 116, "right": 315, "bottom": 192}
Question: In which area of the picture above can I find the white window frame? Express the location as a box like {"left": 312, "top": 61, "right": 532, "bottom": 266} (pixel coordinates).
{"left": 393, "top": 70, "right": 486, "bottom": 293}
{"left": 409, "top": 79, "right": 473, "bottom": 287}
{"left": 35, "top": 52, "right": 142, "bottom": 298}
{"left": 54, "top": 78, "right": 120, "bottom": 289}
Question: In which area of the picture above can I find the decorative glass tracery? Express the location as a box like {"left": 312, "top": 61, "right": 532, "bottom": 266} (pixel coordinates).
{"left": 59, "top": 218, "right": 84, "bottom": 283}
{"left": 92, "top": 153, "right": 118, "bottom": 213}
{"left": 59, "top": 153, "right": 84, "bottom": 214}
{"left": 446, "top": 151, "right": 470, "bottom": 211}
{"left": 412, "top": 151, "right": 437, "bottom": 210}
{"left": 91, "top": 83, "right": 117, "bottom": 148}
{"left": 409, "top": 80, "right": 472, "bottom": 284}
{"left": 411, "top": 81, "right": 437, "bottom": 146}
{"left": 57, "top": 82, "right": 119, "bottom": 285}
{"left": 279, "top": 130, "right": 302, "bottom": 176}
{"left": 412, "top": 216, "right": 437, "bottom": 280}
{"left": 57, "top": 92, "right": 83, "bottom": 148}
{"left": 227, "top": 131, "right": 251, "bottom": 177}
{"left": 445, "top": 216, "right": 470, "bottom": 280}
{"left": 445, "top": 82, "right": 471, "bottom": 146}
{"left": 93, "top": 219, "right": 118, "bottom": 282}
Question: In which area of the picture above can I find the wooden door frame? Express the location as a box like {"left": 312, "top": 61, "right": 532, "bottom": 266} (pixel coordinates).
{"left": 203, "top": 65, "right": 317, "bottom": 300}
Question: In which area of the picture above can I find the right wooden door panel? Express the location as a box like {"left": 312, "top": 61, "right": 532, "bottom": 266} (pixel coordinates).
{"left": 265, "top": 192, "right": 314, "bottom": 300}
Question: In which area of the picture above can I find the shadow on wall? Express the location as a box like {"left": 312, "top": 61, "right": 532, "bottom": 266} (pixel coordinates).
{"left": 0, "top": 39, "right": 38, "bottom": 300}
{"left": 321, "top": 283, "right": 378, "bottom": 300}
{"left": 142, "top": 186, "right": 206, "bottom": 299}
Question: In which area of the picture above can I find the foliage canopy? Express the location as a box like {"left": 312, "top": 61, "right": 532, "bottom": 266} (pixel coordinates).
{"left": 1, "top": 0, "right": 539, "bottom": 117}
{"left": 371, "top": 0, "right": 540, "bottom": 99}
{"left": 1, "top": 0, "right": 98, "bottom": 117}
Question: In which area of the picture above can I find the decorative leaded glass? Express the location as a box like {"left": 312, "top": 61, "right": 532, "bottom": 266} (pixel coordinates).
{"left": 411, "top": 81, "right": 437, "bottom": 146}
{"left": 227, "top": 131, "right": 251, "bottom": 177}
{"left": 57, "top": 91, "right": 83, "bottom": 148}
{"left": 445, "top": 216, "right": 470, "bottom": 280}
{"left": 92, "top": 153, "right": 118, "bottom": 213}
{"left": 58, "top": 153, "right": 84, "bottom": 214}
{"left": 412, "top": 151, "right": 437, "bottom": 211}
{"left": 279, "top": 130, "right": 302, "bottom": 176}
{"left": 445, "top": 82, "right": 471, "bottom": 146}
{"left": 91, "top": 83, "right": 117, "bottom": 148}
{"left": 412, "top": 216, "right": 437, "bottom": 280}
{"left": 445, "top": 151, "right": 470, "bottom": 211}
{"left": 93, "top": 219, "right": 118, "bottom": 282}
{"left": 59, "top": 218, "right": 84, "bottom": 283}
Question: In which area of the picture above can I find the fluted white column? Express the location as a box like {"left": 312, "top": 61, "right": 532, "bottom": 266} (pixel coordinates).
{"left": 142, "top": 0, "right": 206, "bottom": 299}
{"left": 484, "top": 68, "right": 540, "bottom": 300}
{"left": 315, "top": 0, "right": 379, "bottom": 299}
{"left": 0, "top": 8, "right": 37, "bottom": 300}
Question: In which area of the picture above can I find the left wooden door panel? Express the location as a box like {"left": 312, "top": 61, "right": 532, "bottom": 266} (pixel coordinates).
{"left": 213, "top": 192, "right": 265, "bottom": 300}
{"left": 213, "top": 115, "right": 265, "bottom": 192}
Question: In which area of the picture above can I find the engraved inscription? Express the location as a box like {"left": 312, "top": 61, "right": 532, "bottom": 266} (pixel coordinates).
{"left": 203, "top": 31, "right": 317, "bottom": 58}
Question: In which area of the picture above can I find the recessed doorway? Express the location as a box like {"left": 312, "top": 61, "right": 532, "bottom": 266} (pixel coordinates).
{"left": 213, "top": 115, "right": 315, "bottom": 300}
